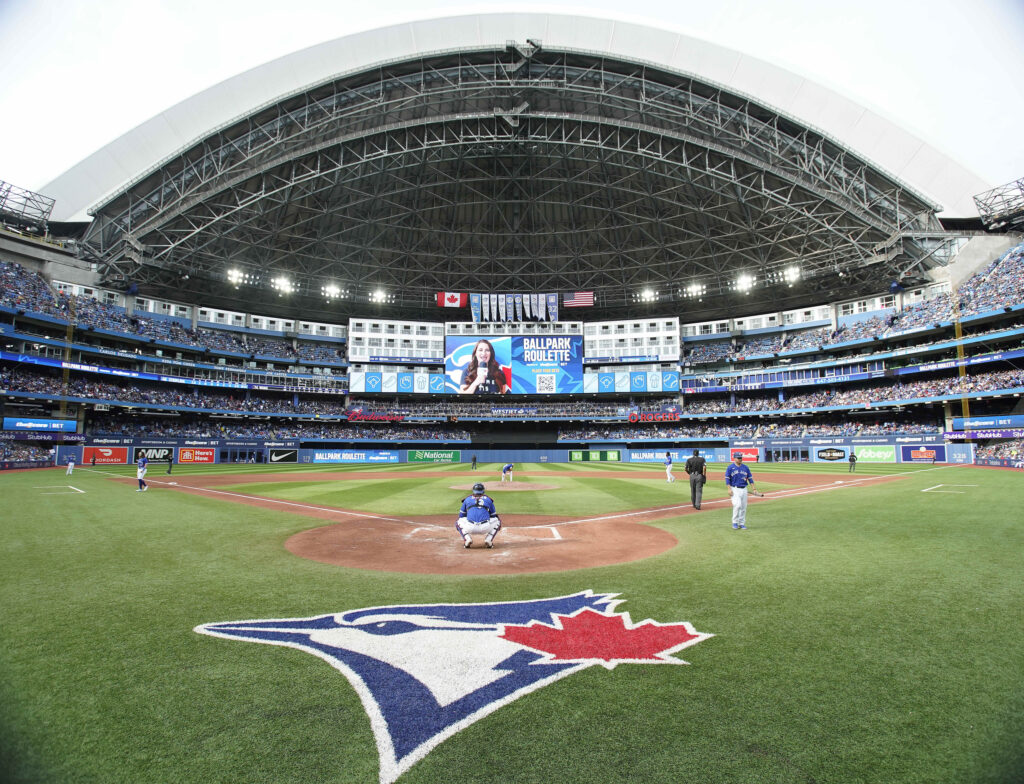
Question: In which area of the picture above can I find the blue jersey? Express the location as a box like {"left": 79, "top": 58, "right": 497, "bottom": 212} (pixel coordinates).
{"left": 502, "top": 464, "right": 514, "bottom": 474}
{"left": 664, "top": 456, "right": 672, "bottom": 467}
{"left": 137, "top": 456, "right": 149, "bottom": 470}
{"left": 458, "top": 494, "right": 497, "bottom": 524}
{"left": 724, "top": 462, "right": 754, "bottom": 488}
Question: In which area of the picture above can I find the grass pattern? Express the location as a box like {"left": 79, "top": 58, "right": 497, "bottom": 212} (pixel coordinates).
{"left": 0, "top": 462, "right": 1021, "bottom": 783}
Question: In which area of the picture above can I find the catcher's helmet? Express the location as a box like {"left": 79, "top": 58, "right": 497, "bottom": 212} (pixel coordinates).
{"left": 472, "top": 482, "right": 486, "bottom": 495}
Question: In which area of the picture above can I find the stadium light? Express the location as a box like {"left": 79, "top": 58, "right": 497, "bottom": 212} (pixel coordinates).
{"left": 784, "top": 266, "right": 801, "bottom": 285}
{"left": 322, "top": 284, "right": 343, "bottom": 300}
{"left": 271, "top": 276, "right": 293, "bottom": 294}
{"left": 227, "top": 269, "right": 243, "bottom": 285}
{"left": 735, "top": 274, "right": 755, "bottom": 293}
{"left": 637, "top": 288, "right": 659, "bottom": 303}
{"left": 369, "top": 289, "right": 393, "bottom": 303}
{"left": 685, "top": 283, "right": 705, "bottom": 298}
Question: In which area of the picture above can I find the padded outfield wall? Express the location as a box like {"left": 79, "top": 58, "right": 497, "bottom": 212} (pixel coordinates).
{"left": 48, "top": 437, "right": 974, "bottom": 466}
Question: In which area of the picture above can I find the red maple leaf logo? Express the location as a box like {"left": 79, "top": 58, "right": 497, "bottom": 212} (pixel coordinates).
{"left": 446, "top": 294, "right": 459, "bottom": 304}
{"left": 499, "top": 609, "right": 711, "bottom": 669}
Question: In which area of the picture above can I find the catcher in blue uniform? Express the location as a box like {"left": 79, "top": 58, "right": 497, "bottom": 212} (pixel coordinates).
{"left": 455, "top": 482, "right": 502, "bottom": 549}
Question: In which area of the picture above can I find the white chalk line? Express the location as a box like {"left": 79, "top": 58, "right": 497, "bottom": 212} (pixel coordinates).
{"left": 114, "top": 464, "right": 961, "bottom": 534}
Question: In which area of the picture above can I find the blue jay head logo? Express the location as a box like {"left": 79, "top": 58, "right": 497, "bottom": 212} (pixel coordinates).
{"left": 195, "top": 591, "right": 711, "bottom": 783}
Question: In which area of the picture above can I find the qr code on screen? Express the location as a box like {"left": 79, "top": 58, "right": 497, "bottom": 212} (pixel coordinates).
{"left": 536, "top": 374, "right": 556, "bottom": 393}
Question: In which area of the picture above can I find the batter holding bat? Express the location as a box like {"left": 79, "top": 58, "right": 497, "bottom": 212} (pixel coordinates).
{"left": 724, "top": 453, "right": 757, "bottom": 530}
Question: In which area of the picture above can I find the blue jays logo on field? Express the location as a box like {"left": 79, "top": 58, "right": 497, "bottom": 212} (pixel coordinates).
{"left": 195, "top": 591, "right": 711, "bottom": 783}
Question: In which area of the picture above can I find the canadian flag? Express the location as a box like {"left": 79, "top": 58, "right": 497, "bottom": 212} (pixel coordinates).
{"left": 437, "top": 292, "right": 468, "bottom": 307}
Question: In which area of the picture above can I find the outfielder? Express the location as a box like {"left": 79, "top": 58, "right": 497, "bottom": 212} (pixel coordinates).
{"left": 136, "top": 454, "right": 149, "bottom": 492}
{"left": 724, "top": 453, "right": 755, "bottom": 529}
{"left": 664, "top": 452, "right": 675, "bottom": 483}
{"left": 455, "top": 482, "right": 501, "bottom": 548}
{"left": 501, "top": 463, "right": 514, "bottom": 483}
{"left": 65, "top": 454, "right": 76, "bottom": 475}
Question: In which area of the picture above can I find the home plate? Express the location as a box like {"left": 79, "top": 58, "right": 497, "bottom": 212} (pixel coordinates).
{"left": 834, "top": 481, "right": 843, "bottom": 484}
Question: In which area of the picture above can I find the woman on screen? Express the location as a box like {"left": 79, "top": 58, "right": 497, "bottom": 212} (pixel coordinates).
{"left": 459, "top": 339, "right": 509, "bottom": 394}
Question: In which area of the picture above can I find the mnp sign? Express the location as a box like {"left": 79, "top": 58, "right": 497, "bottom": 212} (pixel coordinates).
{"left": 408, "top": 450, "right": 460, "bottom": 463}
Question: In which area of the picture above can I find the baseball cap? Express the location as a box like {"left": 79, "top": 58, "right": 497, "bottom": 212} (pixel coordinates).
{"left": 472, "top": 482, "right": 485, "bottom": 494}
{"left": 734, "top": 453, "right": 743, "bottom": 459}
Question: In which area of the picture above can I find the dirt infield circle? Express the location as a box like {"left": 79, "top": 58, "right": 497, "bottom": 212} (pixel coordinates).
{"left": 156, "top": 470, "right": 888, "bottom": 575}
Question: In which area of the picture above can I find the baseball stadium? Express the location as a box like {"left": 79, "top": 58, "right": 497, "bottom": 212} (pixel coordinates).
{"left": 1, "top": 10, "right": 1022, "bottom": 784}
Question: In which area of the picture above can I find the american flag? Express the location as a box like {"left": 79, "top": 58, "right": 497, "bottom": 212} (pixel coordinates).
{"left": 563, "top": 291, "right": 594, "bottom": 307}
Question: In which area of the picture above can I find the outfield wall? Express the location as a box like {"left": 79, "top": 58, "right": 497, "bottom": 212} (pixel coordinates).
{"left": 50, "top": 436, "right": 975, "bottom": 466}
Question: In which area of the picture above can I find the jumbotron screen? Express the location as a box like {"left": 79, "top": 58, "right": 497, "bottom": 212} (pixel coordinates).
{"left": 444, "top": 334, "right": 584, "bottom": 395}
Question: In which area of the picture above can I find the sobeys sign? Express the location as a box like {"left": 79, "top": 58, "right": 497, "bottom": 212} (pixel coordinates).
{"left": 852, "top": 445, "right": 896, "bottom": 463}
{"left": 408, "top": 449, "right": 461, "bottom": 463}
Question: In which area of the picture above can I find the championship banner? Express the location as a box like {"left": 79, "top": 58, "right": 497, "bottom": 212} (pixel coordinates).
{"left": 470, "top": 293, "right": 482, "bottom": 323}
{"left": 534, "top": 293, "right": 545, "bottom": 321}
{"left": 523, "top": 295, "right": 532, "bottom": 320}
{"left": 505, "top": 294, "right": 514, "bottom": 322}
{"left": 514, "top": 294, "right": 523, "bottom": 322}
{"left": 482, "top": 294, "right": 491, "bottom": 322}
{"left": 498, "top": 295, "right": 507, "bottom": 322}
{"left": 489, "top": 294, "right": 498, "bottom": 322}
{"left": 546, "top": 293, "right": 558, "bottom": 322}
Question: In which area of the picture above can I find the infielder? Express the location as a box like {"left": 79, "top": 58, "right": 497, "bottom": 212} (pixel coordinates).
{"left": 501, "top": 463, "right": 514, "bottom": 483}
{"left": 65, "top": 454, "right": 76, "bottom": 475}
{"left": 455, "top": 482, "right": 502, "bottom": 548}
{"left": 136, "top": 454, "right": 149, "bottom": 492}
{"left": 724, "top": 453, "right": 755, "bottom": 529}
{"left": 664, "top": 452, "right": 675, "bottom": 483}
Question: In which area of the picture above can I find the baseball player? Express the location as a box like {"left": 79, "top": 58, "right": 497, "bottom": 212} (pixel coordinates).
{"left": 455, "top": 482, "right": 502, "bottom": 548}
{"left": 848, "top": 452, "right": 858, "bottom": 473}
{"left": 724, "top": 453, "right": 755, "bottom": 529}
{"left": 65, "top": 454, "right": 76, "bottom": 475}
{"left": 501, "top": 463, "right": 514, "bottom": 483}
{"left": 664, "top": 452, "right": 675, "bottom": 483}
{"left": 136, "top": 453, "right": 149, "bottom": 492}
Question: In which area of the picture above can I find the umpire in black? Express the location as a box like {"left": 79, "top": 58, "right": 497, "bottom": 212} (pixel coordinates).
{"left": 684, "top": 449, "right": 707, "bottom": 510}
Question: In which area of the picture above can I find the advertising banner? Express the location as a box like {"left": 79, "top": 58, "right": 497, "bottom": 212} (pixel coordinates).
{"left": 83, "top": 446, "right": 129, "bottom": 464}
{"left": 269, "top": 448, "right": 298, "bottom": 463}
{"left": 952, "top": 415, "right": 1024, "bottom": 429}
{"left": 3, "top": 417, "right": 77, "bottom": 432}
{"left": 816, "top": 447, "right": 847, "bottom": 461}
{"left": 407, "top": 449, "right": 460, "bottom": 463}
{"left": 178, "top": 447, "right": 215, "bottom": 464}
{"left": 851, "top": 445, "right": 896, "bottom": 463}
{"left": 311, "top": 450, "right": 400, "bottom": 464}
{"left": 730, "top": 447, "right": 760, "bottom": 461}
{"left": 628, "top": 449, "right": 686, "bottom": 463}
{"left": 133, "top": 446, "right": 173, "bottom": 462}
{"left": 445, "top": 334, "right": 583, "bottom": 394}
{"left": 901, "top": 445, "right": 946, "bottom": 462}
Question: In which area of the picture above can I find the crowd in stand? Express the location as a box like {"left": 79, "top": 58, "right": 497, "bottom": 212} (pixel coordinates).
{"left": 0, "top": 440, "right": 52, "bottom": 461}
{"left": 975, "top": 438, "right": 1024, "bottom": 460}
{"left": 85, "top": 414, "right": 472, "bottom": 441}
{"left": 0, "top": 261, "right": 347, "bottom": 364}
{"left": 558, "top": 422, "right": 756, "bottom": 440}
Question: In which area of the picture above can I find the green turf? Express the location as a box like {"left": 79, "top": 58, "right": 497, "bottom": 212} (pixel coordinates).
{"left": 1, "top": 462, "right": 1021, "bottom": 783}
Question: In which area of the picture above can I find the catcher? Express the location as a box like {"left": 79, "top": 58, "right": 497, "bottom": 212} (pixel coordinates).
{"left": 455, "top": 482, "right": 502, "bottom": 549}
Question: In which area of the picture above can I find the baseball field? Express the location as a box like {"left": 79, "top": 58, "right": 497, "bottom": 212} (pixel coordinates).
{"left": 1, "top": 460, "right": 1021, "bottom": 783}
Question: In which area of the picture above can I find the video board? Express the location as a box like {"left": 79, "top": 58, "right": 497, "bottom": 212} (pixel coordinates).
{"left": 444, "top": 334, "right": 584, "bottom": 395}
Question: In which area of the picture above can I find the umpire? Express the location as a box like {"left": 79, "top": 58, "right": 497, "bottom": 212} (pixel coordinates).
{"left": 684, "top": 449, "right": 707, "bottom": 510}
